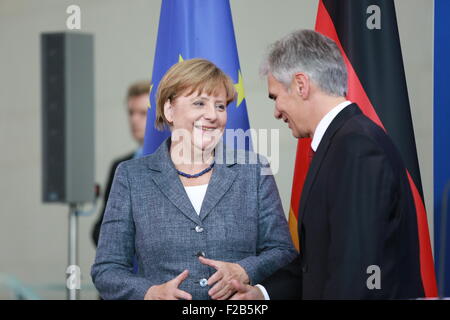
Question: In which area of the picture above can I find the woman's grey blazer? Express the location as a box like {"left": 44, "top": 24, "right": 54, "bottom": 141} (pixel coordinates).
{"left": 91, "top": 138, "right": 297, "bottom": 299}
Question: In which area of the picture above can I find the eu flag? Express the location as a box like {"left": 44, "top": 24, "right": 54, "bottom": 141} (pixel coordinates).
{"left": 143, "top": 0, "right": 251, "bottom": 155}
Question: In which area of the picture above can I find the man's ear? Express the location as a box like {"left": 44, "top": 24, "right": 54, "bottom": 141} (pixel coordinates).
{"left": 163, "top": 99, "right": 173, "bottom": 124}
{"left": 292, "top": 72, "right": 310, "bottom": 99}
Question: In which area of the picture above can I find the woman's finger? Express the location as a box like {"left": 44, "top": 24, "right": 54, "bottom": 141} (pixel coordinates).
{"left": 208, "top": 279, "right": 227, "bottom": 298}
{"left": 207, "top": 270, "right": 223, "bottom": 286}
{"left": 172, "top": 269, "right": 189, "bottom": 287}
{"left": 211, "top": 282, "right": 233, "bottom": 300}
{"left": 198, "top": 256, "right": 220, "bottom": 269}
{"left": 174, "top": 289, "right": 192, "bottom": 300}
{"left": 217, "top": 289, "right": 234, "bottom": 300}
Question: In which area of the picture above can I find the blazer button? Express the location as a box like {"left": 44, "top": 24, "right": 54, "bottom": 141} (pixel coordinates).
{"left": 196, "top": 251, "right": 206, "bottom": 258}
{"left": 195, "top": 226, "right": 204, "bottom": 233}
{"left": 302, "top": 264, "right": 308, "bottom": 273}
{"left": 199, "top": 278, "right": 208, "bottom": 287}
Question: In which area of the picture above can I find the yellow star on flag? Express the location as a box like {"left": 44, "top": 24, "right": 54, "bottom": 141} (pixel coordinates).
{"left": 234, "top": 70, "right": 245, "bottom": 107}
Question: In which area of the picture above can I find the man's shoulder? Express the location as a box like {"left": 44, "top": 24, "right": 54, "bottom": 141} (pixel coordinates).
{"left": 339, "top": 112, "right": 383, "bottom": 136}
{"left": 331, "top": 114, "right": 405, "bottom": 170}
{"left": 334, "top": 113, "right": 392, "bottom": 149}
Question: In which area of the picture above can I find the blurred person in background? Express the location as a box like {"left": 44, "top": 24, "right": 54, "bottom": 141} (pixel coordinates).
{"left": 91, "top": 80, "right": 150, "bottom": 246}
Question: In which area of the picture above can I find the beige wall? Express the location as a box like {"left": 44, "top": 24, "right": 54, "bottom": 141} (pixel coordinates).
{"left": 0, "top": 0, "right": 433, "bottom": 299}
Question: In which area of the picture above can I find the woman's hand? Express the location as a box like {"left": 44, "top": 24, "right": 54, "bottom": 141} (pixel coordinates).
{"left": 198, "top": 256, "right": 250, "bottom": 300}
{"left": 229, "top": 280, "right": 265, "bottom": 300}
{"left": 144, "top": 270, "right": 192, "bottom": 300}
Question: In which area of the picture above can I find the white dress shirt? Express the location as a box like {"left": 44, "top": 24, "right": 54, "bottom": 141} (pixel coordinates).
{"left": 311, "top": 100, "right": 352, "bottom": 152}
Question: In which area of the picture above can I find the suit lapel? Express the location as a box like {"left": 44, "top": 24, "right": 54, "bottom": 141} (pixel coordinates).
{"left": 147, "top": 138, "right": 202, "bottom": 225}
{"left": 199, "top": 160, "right": 238, "bottom": 221}
{"left": 298, "top": 104, "right": 362, "bottom": 225}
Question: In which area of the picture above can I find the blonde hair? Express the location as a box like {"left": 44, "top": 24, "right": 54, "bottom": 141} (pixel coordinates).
{"left": 155, "top": 58, "right": 236, "bottom": 130}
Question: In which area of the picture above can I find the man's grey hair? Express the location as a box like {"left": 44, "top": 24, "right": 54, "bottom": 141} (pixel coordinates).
{"left": 260, "top": 29, "right": 348, "bottom": 97}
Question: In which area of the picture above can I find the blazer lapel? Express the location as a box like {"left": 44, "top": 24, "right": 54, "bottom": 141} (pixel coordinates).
{"left": 199, "top": 161, "right": 238, "bottom": 221}
{"left": 298, "top": 104, "right": 362, "bottom": 225}
{"left": 199, "top": 142, "right": 238, "bottom": 221}
{"left": 146, "top": 138, "right": 202, "bottom": 225}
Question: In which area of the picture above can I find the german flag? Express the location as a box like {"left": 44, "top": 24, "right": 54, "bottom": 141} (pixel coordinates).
{"left": 288, "top": 0, "right": 437, "bottom": 297}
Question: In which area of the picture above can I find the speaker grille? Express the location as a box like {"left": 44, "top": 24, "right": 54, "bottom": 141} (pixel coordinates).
{"left": 41, "top": 34, "right": 66, "bottom": 202}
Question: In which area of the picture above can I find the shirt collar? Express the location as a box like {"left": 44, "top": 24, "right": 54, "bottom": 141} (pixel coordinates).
{"left": 133, "top": 146, "right": 144, "bottom": 159}
{"left": 311, "top": 100, "right": 352, "bottom": 152}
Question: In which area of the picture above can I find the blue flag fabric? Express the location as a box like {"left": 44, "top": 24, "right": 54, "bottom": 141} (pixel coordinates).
{"left": 143, "top": 0, "right": 251, "bottom": 155}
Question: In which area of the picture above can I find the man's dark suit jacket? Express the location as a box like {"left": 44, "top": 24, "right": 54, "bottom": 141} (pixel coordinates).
{"left": 263, "top": 104, "right": 424, "bottom": 299}
{"left": 92, "top": 152, "right": 134, "bottom": 247}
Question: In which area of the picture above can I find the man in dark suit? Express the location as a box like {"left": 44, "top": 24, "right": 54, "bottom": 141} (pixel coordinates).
{"left": 230, "top": 29, "right": 424, "bottom": 299}
{"left": 91, "top": 80, "right": 150, "bottom": 246}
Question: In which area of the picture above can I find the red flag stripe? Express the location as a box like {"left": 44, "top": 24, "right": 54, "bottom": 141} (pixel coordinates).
{"left": 407, "top": 171, "right": 438, "bottom": 296}
{"left": 290, "top": 138, "right": 312, "bottom": 216}
{"left": 289, "top": 138, "right": 312, "bottom": 250}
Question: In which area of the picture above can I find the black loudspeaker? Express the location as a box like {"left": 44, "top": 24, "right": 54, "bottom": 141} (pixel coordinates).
{"left": 41, "top": 32, "right": 95, "bottom": 203}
